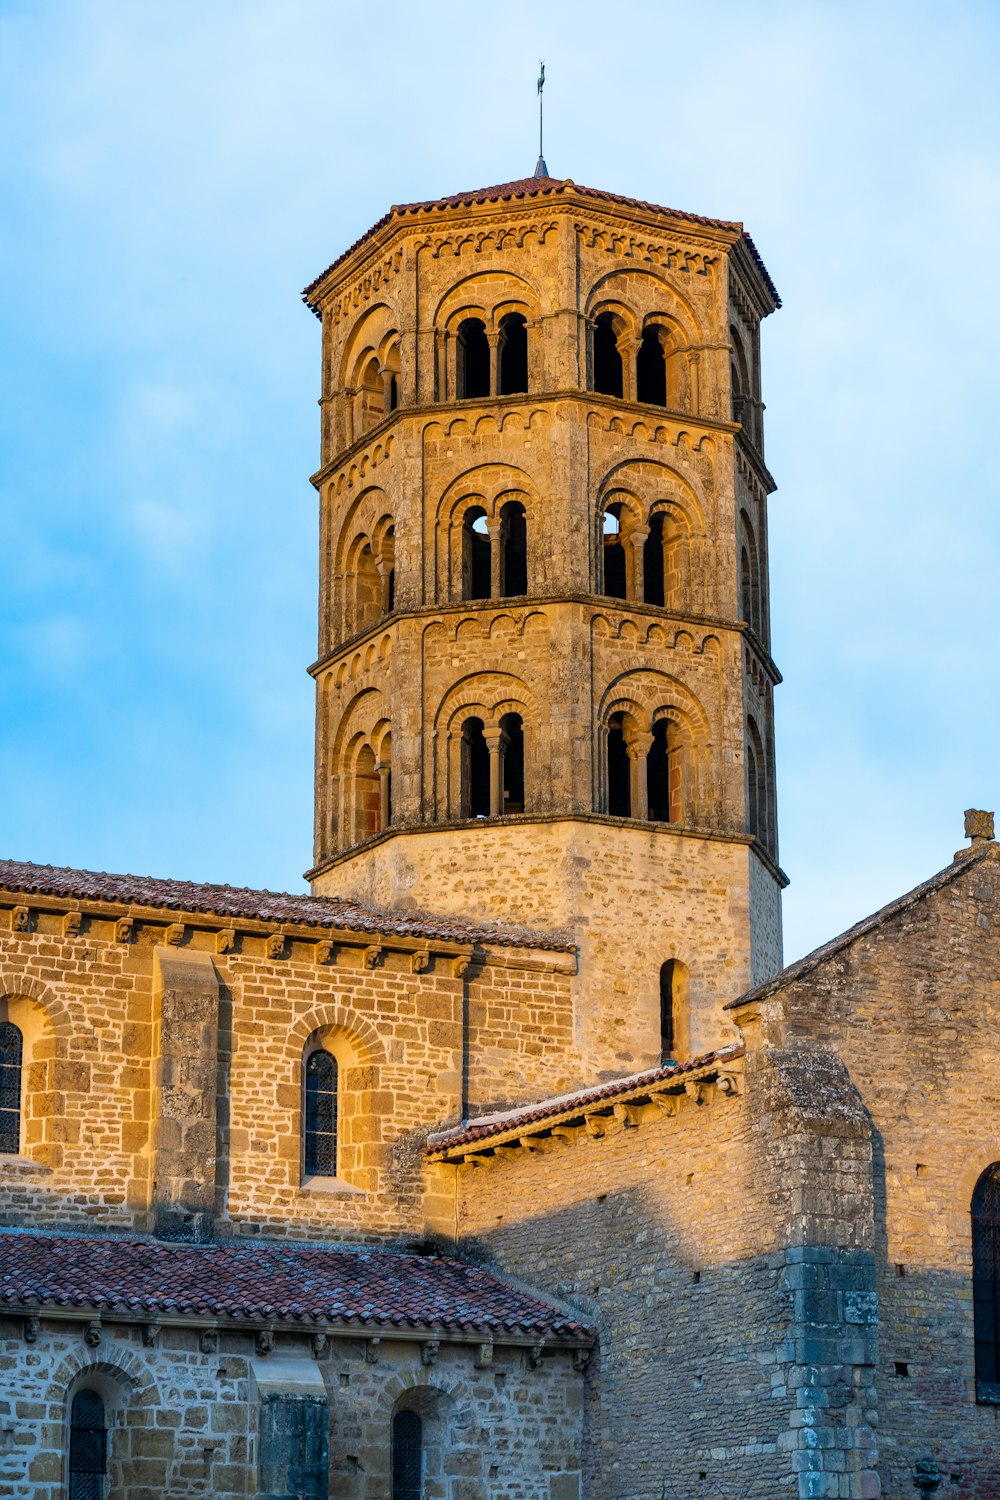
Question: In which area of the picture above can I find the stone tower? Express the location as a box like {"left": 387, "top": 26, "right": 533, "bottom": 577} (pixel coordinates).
{"left": 303, "top": 173, "right": 783, "bottom": 1082}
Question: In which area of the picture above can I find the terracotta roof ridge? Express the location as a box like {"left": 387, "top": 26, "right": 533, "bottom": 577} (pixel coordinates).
{"left": 427, "top": 1042, "right": 744, "bottom": 1152}
{"left": 725, "top": 841, "right": 999, "bottom": 1011}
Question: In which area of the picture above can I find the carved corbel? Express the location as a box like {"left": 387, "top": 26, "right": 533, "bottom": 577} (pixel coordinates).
{"left": 410, "top": 948, "right": 430, "bottom": 974}
{"left": 11, "top": 907, "right": 29, "bottom": 933}
{"left": 613, "top": 1103, "right": 640, "bottom": 1129}
{"left": 115, "top": 917, "right": 133, "bottom": 944}
{"left": 62, "top": 911, "right": 82, "bottom": 938}
{"left": 255, "top": 1329, "right": 273, "bottom": 1356}
{"left": 550, "top": 1125, "right": 579, "bottom": 1147}
{"left": 265, "top": 932, "right": 285, "bottom": 961}
{"left": 84, "top": 1320, "right": 102, "bottom": 1348}
{"left": 527, "top": 1341, "right": 545, "bottom": 1369}
{"left": 475, "top": 1342, "right": 494, "bottom": 1370}
{"left": 23, "top": 1316, "right": 39, "bottom": 1344}
{"left": 685, "top": 1080, "right": 707, "bottom": 1106}
{"left": 311, "top": 1332, "right": 328, "bottom": 1360}
{"left": 315, "top": 939, "right": 335, "bottom": 965}
{"left": 517, "top": 1136, "right": 543, "bottom": 1153}
{"left": 363, "top": 945, "right": 383, "bottom": 970}
{"left": 216, "top": 928, "right": 236, "bottom": 955}
{"left": 142, "top": 1322, "right": 160, "bottom": 1347}
{"left": 420, "top": 1340, "right": 440, "bottom": 1367}
{"left": 716, "top": 1072, "right": 742, "bottom": 1098}
{"left": 364, "top": 1337, "right": 381, "bottom": 1363}
{"left": 461, "top": 1152, "right": 490, "bottom": 1168}
{"left": 584, "top": 1112, "right": 609, "bottom": 1138}
{"left": 572, "top": 1347, "right": 592, "bottom": 1373}
{"left": 452, "top": 956, "right": 470, "bottom": 980}
{"left": 652, "top": 1094, "right": 682, "bottom": 1118}
{"left": 164, "top": 923, "right": 184, "bottom": 947}
{"left": 199, "top": 1328, "right": 219, "bottom": 1354}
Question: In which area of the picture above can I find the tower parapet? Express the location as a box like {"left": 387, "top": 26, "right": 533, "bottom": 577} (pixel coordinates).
{"left": 304, "top": 175, "right": 785, "bottom": 1084}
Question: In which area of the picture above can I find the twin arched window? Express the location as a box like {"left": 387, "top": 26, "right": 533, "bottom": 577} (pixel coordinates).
{"left": 460, "top": 502, "right": 529, "bottom": 601}
{"left": 592, "top": 317, "right": 673, "bottom": 407}
{"left": 0, "top": 1021, "right": 22, "bottom": 1155}
{"left": 601, "top": 504, "right": 684, "bottom": 609}
{"left": 456, "top": 314, "right": 528, "bottom": 400}
{"left": 461, "top": 713, "right": 524, "bottom": 818}
{"left": 606, "top": 715, "right": 683, "bottom": 824}
{"left": 69, "top": 1389, "right": 106, "bottom": 1499}
{"left": 304, "top": 1049, "right": 338, "bottom": 1177}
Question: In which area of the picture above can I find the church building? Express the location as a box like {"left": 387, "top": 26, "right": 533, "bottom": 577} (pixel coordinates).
{"left": 0, "top": 169, "right": 998, "bottom": 1500}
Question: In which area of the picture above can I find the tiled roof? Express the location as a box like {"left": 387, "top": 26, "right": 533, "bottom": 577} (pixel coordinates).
{"left": 0, "top": 1232, "right": 591, "bottom": 1342}
{"left": 725, "top": 841, "right": 1000, "bottom": 1012}
{"left": 427, "top": 1044, "right": 744, "bottom": 1154}
{"left": 302, "top": 175, "right": 779, "bottom": 310}
{"left": 0, "top": 858, "right": 573, "bottom": 953}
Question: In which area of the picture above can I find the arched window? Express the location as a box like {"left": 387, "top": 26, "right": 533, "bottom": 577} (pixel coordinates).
{"left": 636, "top": 326, "right": 667, "bottom": 406}
{"left": 304, "top": 1049, "right": 338, "bottom": 1177}
{"left": 647, "top": 719, "right": 680, "bottom": 824}
{"left": 607, "top": 712, "right": 630, "bottom": 817}
{"left": 457, "top": 318, "right": 490, "bottom": 399}
{"left": 747, "top": 717, "right": 767, "bottom": 847}
{"left": 974, "top": 1164, "right": 1000, "bottom": 1398}
{"left": 462, "top": 718, "right": 490, "bottom": 818}
{"left": 359, "top": 356, "right": 384, "bottom": 433}
{"left": 392, "top": 1409, "right": 422, "bottom": 1500}
{"left": 746, "top": 739, "right": 759, "bottom": 841}
{"left": 500, "top": 712, "right": 524, "bottom": 814}
{"left": 592, "top": 313, "right": 623, "bottom": 398}
{"left": 0, "top": 1022, "right": 22, "bottom": 1155}
{"left": 354, "top": 541, "right": 382, "bottom": 635}
{"left": 643, "top": 513, "right": 666, "bottom": 607}
{"left": 462, "top": 508, "right": 491, "bottom": 600}
{"left": 381, "top": 526, "right": 396, "bottom": 616}
{"left": 602, "top": 508, "right": 627, "bottom": 599}
{"left": 69, "top": 1389, "right": 107, "bottom": 1500}
{"left": 660, "top": 961, "right": 677, "bottom": 1062}
{"left": 499, "top": 500, "right": 528, "bottom": 597}
{"left": 740, "top": 545, "right": 752, "bottom": 626}
{"left": 498, "top": 312, "right": 528, "bottom": 395}
{"left": 353, "top": 744, "right": 382, "bottom": 842}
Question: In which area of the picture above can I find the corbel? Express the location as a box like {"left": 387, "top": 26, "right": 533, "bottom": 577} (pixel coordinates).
{"left": 84, "top": 1320, "right": 102, "bottom": 1348}
{"left": 363, "top": 944, "right": 384, "bottom": 970}
{"left": 460, "top": 1152, "right": 490, "bottom": 1168}
{"left": 452, "top": 956, "right": 470, "bottom": 980}
{"left": 199, "top": 1328, "right": 219, "bottom": 1354}
{"left": 216, "top": 928, "right": 236, "bottom": 955}
{"left": 410, "top": 947, "right": 431, "bottom": 974}
{"left": 527, "top": 1341, "right": 545, "bottom": 1369}
{"left": 584, "top": 1112, "right": 609, "bottom": 1138}
{"left": 652, "top": 1094, "right": 682, "bottom": 1118}
{"left": 115, "top": 917, "right": 133, "bottom": 944}
{"left": 474, "top": 1341, "right": 494, "bottom": 1370}
{"left": 420, "top": 1339, "right": 440, "bottom": 1367}
{"left": 613, "top": 1103, "right": 640, "bottom": 1129}
{"left": 11, "top": 906, "right": 29, "bottom": 933}
{"left": 265, "top": 932, "right": 286, "bottom": 961}
{"left": 716, "top": 1072, "right": 743, "bottom": 1098}
{"left": 493, "top": 1145, "right": 521, "bottom": 1164}
{"left": 142, "top": 1321, "right": 160, "bottom": 1347}
{"left": 311, "top": 1332, "right": 328, "bottom": 1360}
{"left": 314, "top": 939, "right": 335, "bottom": 965}
{"left": 164, "top": 923, "right": 185, "bottom": 947}
{"left": 517, "top": 1135, "right": 543, "bottom": 1153}
{"left": 550, "top": 1125, "right": 580, "bottom": 1147}
{"left": 572, "top": 1348, "right": 592, "bottom": 1373}
{"left": 23, "top": 1315, "right": 39, "bottom": 1344}
{"left": 364, "top": 1337, "right": 381, "bottom": 1364}
{"left": 255, "top": 1329, "right": 274, "bottom": 1356}
{"left": 685, "top": 1080, "right": 707, "bottom": 1106}
{"left": 62, "top": 911, "right": 83, "bottom": 938}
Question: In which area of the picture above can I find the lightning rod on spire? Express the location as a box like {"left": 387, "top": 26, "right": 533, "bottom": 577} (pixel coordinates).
{"left": 534, "top": 60, "right": 549, "bottom": 178}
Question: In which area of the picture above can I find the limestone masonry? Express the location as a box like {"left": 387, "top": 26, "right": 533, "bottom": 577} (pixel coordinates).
{"left": 0, "top": 170, "right": 997, "bottom": 1499}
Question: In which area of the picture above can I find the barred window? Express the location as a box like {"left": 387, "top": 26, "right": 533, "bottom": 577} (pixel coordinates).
{"left": 304, "top": 1049, "right": 338, "bottom": 1177}
{"left": 0, "top": 1022, "right": 22, "bottom": 1155}
{"left": 69, "top": 1389, "right": 107, "bottom": 1500}
{"left": 973, "top": 1163, "right": 1000, "bottom": 1400}
{"left": 392, "top": 1409, "right": 422, "bottom": 1500}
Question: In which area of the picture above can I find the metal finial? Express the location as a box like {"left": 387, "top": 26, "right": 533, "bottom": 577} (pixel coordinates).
{"left": 535, "top": 61, "right": 548, "bottom": 177}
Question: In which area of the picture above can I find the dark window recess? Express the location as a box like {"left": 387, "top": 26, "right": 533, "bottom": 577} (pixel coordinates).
{"left": 388, "top": 373, "right": 399, "bottom": 411}
{"left": 457, "top": 318, "right": 490, "bottom": 399}
{"left": 463, "top": 717, "right": 491, "bottom": 818}
{"left": 593, "top": 313, "right": 623, "bottom": 398}
{"left": 0, "top": 1021, "right": 22, "bottom": 1155}
{"left": 636, "top": 326, "right": 667, "bottom": 406}
{"left": 643, "top": 513, "right": 666, "bottom": 607}
{"left": 603, "top": 510, "right": 627, "bottom": 598}
{"left": 258, "top": 1394, "right": 329, "bottom": 1500}
{"left": 304, "top": 1049, "right": 338, "bottom": 1177}
{"left": 974, "top": 1163, "right": 1000, "bottom": 1399}
{"left": 463, "top": 510, "right": 491, "bottom": 601}
{"left": 392, "top": 1410, "right": 422, "bottom": 1500}
{"left": 498, "top": 313, "right": 528, "bottom": 395}
{"left": 647, "top": 719, "right": 671, "bottom": 823}
{"left": 387, "top": 567, "right": 395, "bottom": 613}
{"left": 68, "top": 1390, "right": 106, "bottom": 1500}
{"left": 660, "top": 960, "right": 677, "bottom": 1061}
{"left": 607, "top": 713, "right": 630, "bottom": 817}
{"left": 500, "top": 500, "right": 528, "bottom": 596}
{"left": 501, "top": 713, "right": 524, "bottom": 813}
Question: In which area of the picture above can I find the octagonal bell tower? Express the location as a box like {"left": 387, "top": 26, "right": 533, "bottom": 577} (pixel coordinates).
{"left": 304, "top": 171, "right": 785, "bottom": 1082}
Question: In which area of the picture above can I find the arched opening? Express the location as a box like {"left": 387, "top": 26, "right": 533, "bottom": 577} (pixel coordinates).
{"left": 0, "top": 1021, "right": 22, "bottom": 1155}
{"left": 457, "top": 318, "right": 490, "bottom": 399}
{"left": 392, "top": 1409, "right": 422, "bottom": 1500}
{"left": 380, "top": 526, "right": 396, "bottom": 615}
{"left": 500, "top": 712, "right": 524, "bottom": 814}
{"left": 304, "top": 1048, "right": 338, "bottom": 1177}
{"left": 353, "top": 743, "right": 382, "bottom": 841}
{"left": 69, "top": 1389, "right": 107, "bottom": 1500}
{"left": 354, "top": 541, "right": 382, "bottom": 635}
{"left": 387, "top": 372, "right": 398, "bottom": 412}
{"left": 498, "top": 312, "right": 528, "bottom": 395}
{"left": 740, "top": 545, "right": 752, "bottom": 626}
{"left": 607, "top": 712, "right": 631, "bottom": 817}
{"left": 462, "top": 717, "right": 490, "bottom": 819}
{"left": 643, "top": 513, "right": 666, "bottom": 607}
{"left": 602, "top": 507, "right": 627, "bottom": 598}
{"left": 660, "top": 961, "right": 677, "bottom": 1061}
{"left": 499, "top": 500, "right": 528, "bottom": 597}
{"left": 359, "top": 356, "right": 384, "bottom": 433}
{"left": 646, "top": 719, "right": 673, "bottom": 823}
{"left": 387, "top": 567, "right": 396, "bottom": 612}
{"left": 746, "top": 722, "right": 766, "bottom": 844}
{"left": 637, "top": 325, "right": 667, "bottom": 406}
{"left": 974, "top": 1163, "right": 1000, "bottom": 1396}
{"left": 592, "top": 313, "right": 623, "bottom": 398}
{"left": 462, "top": 508, "right": 491, "bottom": 600}
{"left": 739, "top": 515, "right": 761, "bottom": 635}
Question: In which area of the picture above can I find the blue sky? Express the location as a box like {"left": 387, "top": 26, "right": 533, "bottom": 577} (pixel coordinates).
{"left": 1, "top": 0, "right": 998, "bottom": 963}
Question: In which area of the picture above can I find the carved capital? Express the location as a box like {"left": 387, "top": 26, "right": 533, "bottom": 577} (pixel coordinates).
{"left": 115, "top": 917, "right": 133, "bottom": 944}
{"left": 265, "top": 932, "right": 285, "bottom": 961}
{"left": 216, "top": 928, "right": 236, "bottom": 955}
{"left": 11, "top": 907, "right": 29, "bottom": 933}
{"left": 62, "top": 911, "right": 82, "bottom": 938}
{"left": 164, "top": 923, "right": 184, "bottom": 947}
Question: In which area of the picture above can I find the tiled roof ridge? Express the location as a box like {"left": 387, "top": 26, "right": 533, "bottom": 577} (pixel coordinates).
{"left": 0, "top": 1230, "right": 593, "bottom": 1341}
{"left": 0, "top": 857, "right": 574, "bottom": 953}
{"left": 726, "top": 841, "right": 1000, "bottom": 1011}
{"left": 302, "top": 176, "right": 779, "bottom": 309}
{"left": 427, "top": 1042, "right": 744, "bottom": 1153}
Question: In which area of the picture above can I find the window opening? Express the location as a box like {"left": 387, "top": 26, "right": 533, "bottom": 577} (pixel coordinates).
{"left": 462, "top": 509, "right": 491, "bottom": 600}
{"left": 643, "top": 513, "right": 666, "bottom": 607}
{"left": 304, "top": 1049, "right": 338, "bottom": 1177}
{"left": 592, "top": 313, "right": 623, "bottom": 398}
{"left": 740, "top": 545, "right": 752, "bottom": 626}
{"left": 636, "top": 326, "right": 667, "bottom": 406}
{"left": 0, "top": 1022, "right": 22, "bottom": 1155}
{"left": 355, "top": 541, "right": 382, "bottom": 634}
{"left": 388, "top": 373, "right": 399, "bottom": 411}
{"left": 462, "top": 718, "right": 490, "bottom": 818}
{"left": 392, "top": 1410, "right": 422, "bottom": 1500}
{"left": 647, "top": 719, "right": 675, "bottom": 823}
{"left": 602, "top": 507, "right": 627, "bottom": 598}
{"left": 457, "top": 318, "right": 490, "bottom": 399}
{"left": 498, "top": 312, "right": 528, "bottom": 395}
{"left": 501, "top": 713, "right": 524, "bottom": 813}
{"left": 746, "top": 738, "right": 760, "bottom": 840}
{"left": 387, "top": 567, "right": 395, "bottom": 613}
{"left": 660, "top": 960, "right": 677, "bottom": 1061}
{"left": 607, "top": 712, "right": 630, "bottom": 817}
{"left": 500, "top": 500, "right": 528, "bottom": 597}
{"left": 69, "top": 1389, "right": 107, "bottom": 1500}
{"left": 359, "top": 356, "right": 384, "bottom": 433}
{"left": 974, "top": 1164, "right": 1000, "bottom": 1396}
{"left": 353, "top": 744, "right": 382, "bottom": 841}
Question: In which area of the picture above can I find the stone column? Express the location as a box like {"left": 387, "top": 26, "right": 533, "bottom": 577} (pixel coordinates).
{"left": 151, "top": 947, "right": 221, "bottom": 1243}
{"left": 627, "top": 526, "right": 649, "bottom": 603}
{"left": 487, "top": 519, "right": 502, "bottom": 599}
{"left": 485, "top": 729, "right": 504, "bottom": 817}
{"left": 377, "top": 763, "right": 391, "bottom": 827}
{"left": 486, "top": 331, "right": 500, "bottom": 397}
{"left": 618, "top": 337, "right": 641, "bottom": 402}
{"left": 627, "top": 732, "right": 652, "bottom": 821}
{"left": 380, "top": 366, "right": 395, "bottom": 412}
